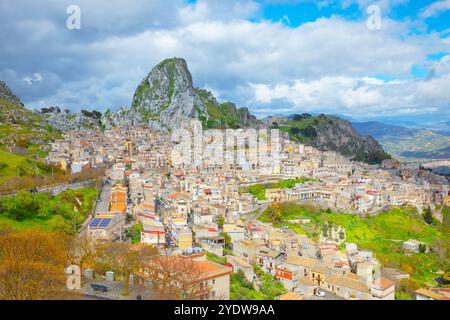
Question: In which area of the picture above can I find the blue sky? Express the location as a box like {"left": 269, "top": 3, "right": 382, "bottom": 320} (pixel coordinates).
{"left": 0, "top": 0, "right": 449, "bottom": 124}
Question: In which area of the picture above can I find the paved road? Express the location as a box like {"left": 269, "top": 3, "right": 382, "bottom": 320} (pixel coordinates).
{"left": 79, "top": 279, "right": 158, "bottom": 300}
{"left": 96, "top": 183, "right": 111, "bottom": 214}
{"left": 308, "top": 289, "right": 345, "bottom": 300}
{"left": 244, "top": 202, "right": 269, "bottom": 225}
{"left": 0, "top": 180, "right": 95, "bottom": 198}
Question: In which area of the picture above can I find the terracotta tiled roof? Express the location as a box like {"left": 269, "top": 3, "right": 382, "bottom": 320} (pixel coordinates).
{"left": 286, "top": 255, "right": 317, "bottom": 268}
{"left": 279, "top": 292, "right": 304, "bottom": 300}
{"left": 327, "top": 274, "right": 370, "bottom": 293}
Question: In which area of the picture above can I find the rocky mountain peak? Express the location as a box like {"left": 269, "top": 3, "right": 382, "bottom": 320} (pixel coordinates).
{"left": 129, "top": 57, "right": 206, "bottom": 130}
{"left": 0, "top": 80, "right": 23, "bottom": 106}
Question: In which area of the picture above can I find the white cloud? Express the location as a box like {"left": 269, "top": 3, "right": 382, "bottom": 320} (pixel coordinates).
{"left": 178, "top": 0, "right": 260, "bottom": 24}
{"left": 250, "top": 70, "right": 450, "bottom": 118}
{"left": 420, "top": 0, "right": 450, "bottom": 18}
{"left": 1, "top": 0, "right": 449, "bottom": 121}
{"left": 23, "top": 73, "right": 43, "bottom": 85}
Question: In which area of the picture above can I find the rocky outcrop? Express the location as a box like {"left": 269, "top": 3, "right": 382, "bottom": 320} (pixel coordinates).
{"left": 128, "top": 57, "right": 261, "bottom": 130}
{"left": 102, "top": 107, "right": 131, "bottom": 129}
{"left": 128, "top": 58, "right": 207, "bottom": 130}
{"left": 0, "top": 81, "right": 59, "bottom": 150}
{"left": 286, "top": 114, "right": 390, "bottom": 164}
{"left": 37, "top": 107, "right": 103, "bottom": 132}
{"left": 0, "top": 80, "right": 23, "bottom": 106}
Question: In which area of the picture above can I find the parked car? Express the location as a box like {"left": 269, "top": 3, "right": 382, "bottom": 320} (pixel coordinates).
{"left": 90, "top": 283, "right": 108, "bottom": 293}
{"left": 315, "top": 291, "right": 325, "bottom": 297}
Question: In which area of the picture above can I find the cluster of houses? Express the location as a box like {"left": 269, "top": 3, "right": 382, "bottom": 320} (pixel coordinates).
{"left": 47, "top": 124, "right": 449, "bottom": 300}
{"left": 227, "top": 221, "right": 396, "bottom": 300}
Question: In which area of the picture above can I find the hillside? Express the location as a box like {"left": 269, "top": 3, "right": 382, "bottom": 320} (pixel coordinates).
{"left": 275, "top": 114, "right": 390, "bottom": 164}
{"left": 37, "top": 107, "right": 104, "bottom": 132}
{"left": 353, "top": 121, "right": 450, "bottom": 162}
{"left": 0, "top": 81, "right": 63, "bottom": 192}
{"left": 0, "top": 188, "right": 98, "bottom": 234}
{"left": 259, "top": 202, "right": 450, "bottom": 292}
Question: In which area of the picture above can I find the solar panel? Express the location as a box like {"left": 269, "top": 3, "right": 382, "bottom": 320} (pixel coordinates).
{"left": 99, "top": 218, "right": 111, "bottom": 228}
{"left": 90, "top": 218, "right": 101, "bottom": 227}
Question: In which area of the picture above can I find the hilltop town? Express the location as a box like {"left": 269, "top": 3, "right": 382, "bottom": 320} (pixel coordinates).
{"left": 42, "top": 119, "right": 450, "bottom": 300}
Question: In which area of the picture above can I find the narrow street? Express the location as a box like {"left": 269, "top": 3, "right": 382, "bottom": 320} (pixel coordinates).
{"left": 96, "top": 182, "right": 111, "bottom": 214}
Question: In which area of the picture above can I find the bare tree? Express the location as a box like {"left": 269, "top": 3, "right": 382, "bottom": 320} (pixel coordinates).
{"left": 65, "top": 234, "right": 99, "bottom": 284}
{"left": 144, "top": 255, "right": 211, "bottom": 300}
{"left": 95, "top": 242, "right": 157, "bottom": 296}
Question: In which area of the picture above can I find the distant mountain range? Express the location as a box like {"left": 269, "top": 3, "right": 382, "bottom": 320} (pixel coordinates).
{"left": 352, "top": 121, "right": 450, "bottom": 162}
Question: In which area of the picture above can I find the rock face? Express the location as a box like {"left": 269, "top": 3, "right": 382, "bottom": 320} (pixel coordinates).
{"left": 0, "top": 80, "right": 23, "bottom": 106}
{"left": 285, "top": 114, "right": 390, "bottom": 164}
{"left": 128, "top": 57, "right": 260, "bottom": 130}
{"left": 37, "top": 107, "right": 103, "bottom": 132}
{"left": 314, "top": 116, "right": 390, "bottom": 164}
{"left": 102, "top": 107, "right": 131, "bottom": 129}
{"left": 129, "top": 58, "right": 207, "bottom": 130}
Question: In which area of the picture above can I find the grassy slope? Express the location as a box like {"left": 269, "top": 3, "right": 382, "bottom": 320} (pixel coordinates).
{"left": 230, "top": 272, "right": 265, "bottom": 300}
{"left": 259, "top": 203, "right": 449, "bottom": 286}
{"left": 240, "top": 178, "right": 315, "bottom": 200}
{"left": 273, "top": 116, "right": 328, "bottom": 144}
{"left": 0, "top": 98, "right": 62, "bottom": 188}
{"left": 197, "top": 89, "right": 246, "bottom": 129}
{"left": 0, "top": 188, "right": 98, "bottom": 234}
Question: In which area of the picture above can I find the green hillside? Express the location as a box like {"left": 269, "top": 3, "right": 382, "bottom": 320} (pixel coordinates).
{"left": 259, "top": 203, "right": 449, "bottom": 289}
{"left": 272, "top": 114, "right": 391, "bottom": 164}
{"left": 196, "top": 88, "right": 260, "bottom": 129}
{"left": 0, "top": 188, "right": 98, "bottom": 235}
{"left": 0, "top": 95, "right": 63, "bottom": 193}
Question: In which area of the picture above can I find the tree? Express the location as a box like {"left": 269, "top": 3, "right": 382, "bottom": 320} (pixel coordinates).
{"left": 267, "top": 203, "right": 282, "bottom": 224}
{"left": 95, "top": 242, "right": 157, "bottom": 296}
{"left": 398, "top": 278, "right": 420, "bottom": 299}
{"left": 216, "top": 215, "right": 225, "bottom": 230}
{"left": 128, "top": 223, "right": 143, "bottom": 244}
{"left": 145, "top": 255, "right": 210, "bottom": 300}
{"left": 423, "top": 206, "right": 433, "bottom": 224}
{"left": 431, "top": 237, "right": 450, "bottom": 264}
{"left": 258, "top": 273, "right": 287, "bottom": 299}
{"left": 290, "top": 127, "right": 300, "bottom": 135}
{"left": 222, "top": 232, "right": 232, "bottom": 250}
{"left": 322, "top": 224, "right": 329, "bottom": 238}
{"left": 67, "top": 235, "right": 98, "bottom": 284}
{"left": 0, "top": 229, "right": 73, "bottom": 300}
{"left": 418, "top": 243, "right": 427, "bottom": 253}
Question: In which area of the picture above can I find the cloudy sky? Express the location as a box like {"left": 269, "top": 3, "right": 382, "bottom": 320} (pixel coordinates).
{"left": 1, "top": 0, "right": 450, "bottom": 123}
